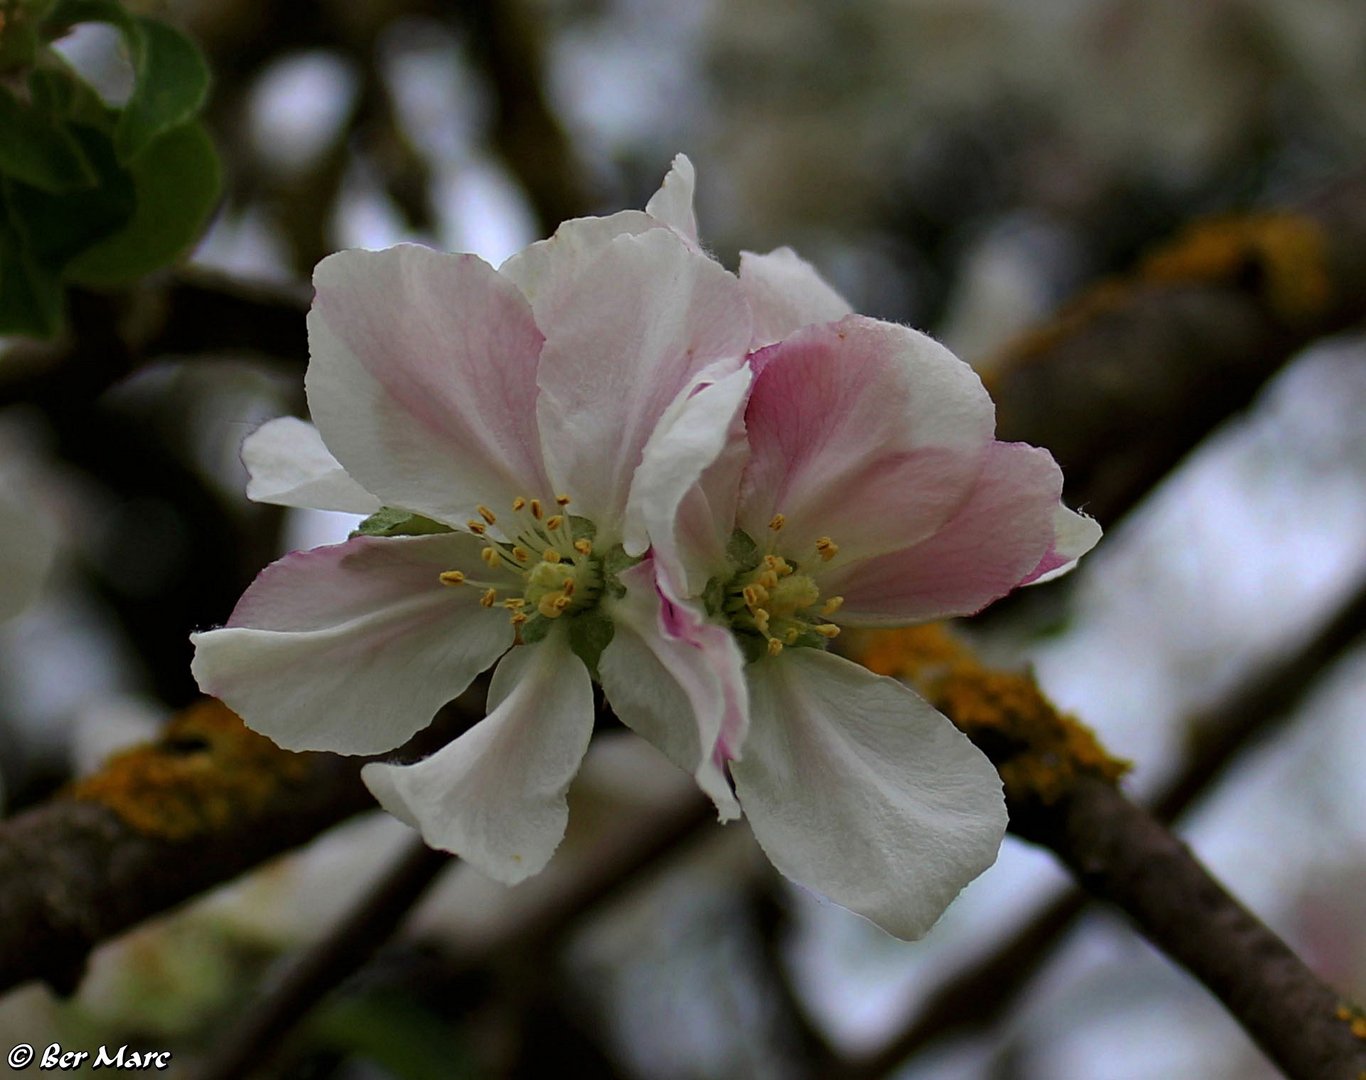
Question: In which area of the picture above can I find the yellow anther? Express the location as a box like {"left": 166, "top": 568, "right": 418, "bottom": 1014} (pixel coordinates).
{"left": 529, "top": 499, "right": 543, "bottom": 519}
{"left": 753, "top": 609, "right": 771, "bottom": 634}
{"left": 574, "top": 539, "right": 593, "bottom": 556}
{"left": 743, "top": 584, "right": 768, "bottom": 608}
{"left": 785, "top": 628, "right": 801, "bottom": 644}
{"left": 510, "top": 611, "right": 528, "bottom": 626}
{"left": 481, "top": 547, "right": 501, "bottom": 568}
{"left": 767, "top": 638, "right": 784, "bottom": 657}
{"left": 556, "top": 494, "right": 572, "bottom": 506}
{"left": 466, "top": 520, "right": 487, "bottom": 535}
{"left": 561, "top": 580, "right": 575, "bottom": 597}
{"left": 512, "top": 546, "right": 531, "bottom": 562}
{"left": 480, "top": 588, "right": 497, "bottom": 607}
{"left": 503, "top": 598, "right": 526, "bottom": 609}
{"left": 537, "top": 592, "right": 572, "bottom": 618}
{"left": 512, "top": 497, "right": 527, "bottom": 511}
{"left": 814, "top": 623, "right": 841, "bottom": 638}
{"left": 477, "top": 505, "right": 497, "bottom": 525}
{"left": 758, "top": 570, "right": 779, "bottom": 590}
{"left": 439, "top": 570, "right": 465, "bottom": 586}
{"left": 821, "top": 596, "right": 844, "bottom": 616}
{"left": 768, "top": 513, "right": 786, "bottom": 531}
{"left": 545, "top": 515, "right": 564, "bottom": 531}
{"left": 543, "top": 549, "right": 562, "bottom": 564}
{"left": 815, "top": 536, "right": 839, "bottom": 561}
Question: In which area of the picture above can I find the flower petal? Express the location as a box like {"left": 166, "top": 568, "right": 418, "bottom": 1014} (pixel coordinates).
{"left": 739, "top": 247, "right": 853, "bottom": 347}
{"left": 1022, "top": 505, "right": 1103, "bottom": 585}
{"left": 306, "top": 245, "right": 552, "bottom": 525}
{"left": 242, "top": 416, "right": 381, "bottom": 514}
{"left": 825, "top": 442, "right": 1065, "bottom": 625}
{"left": 643, "top": 152, "right": 699, "bottom": 243}
{"left": 498, "top": 209, "right": 659, "bottom": 318}
{"left": 623, "top": 364, "right": 753, "bottom": 594}
{"left": 191, "top": 533, "right": 515, "bottom": 754}
{"left": 732, "top": 649, "right": 1006, "bottom": 940}
{"left": 361, "top": 630, "right": 594, "bottom": 884}
{"left": 598, "top": 560, "right": 747, "bottom": 819}
{"left": 738, "top": 316, "right": 994, "bottom": 563}
{"left": 535, "top": 229, "right": 751, "bottom": 529}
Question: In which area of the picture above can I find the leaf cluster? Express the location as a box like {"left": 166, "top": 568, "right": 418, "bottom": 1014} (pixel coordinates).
{"left": 0, "top": 0, "right": 219, "bottom": 337}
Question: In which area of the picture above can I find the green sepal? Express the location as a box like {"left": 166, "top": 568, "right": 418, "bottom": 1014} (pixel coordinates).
{"left": 735, "top": 631, "right": 768, "bottom": 665}
{"left": 518, "top": 616, "right": 553, "bottom": 646}
{"left": 599, "top": 543, "right": 640, "bottom": 599}
{"left": 701, "top": 575, "right": 726, "bottom": 618}
{"left": 66, "top": 119, "right": 219, "bottom": 284}
{"left": 568, "top": 514, "right": 596, "bottom": 543}
{"left": 351, "top": 507, "right": 454, "bottom": 539}
{"left": 0, "top": 82, "right": 96, "bottom": 191}
{"left": 565, "top": 609, "right": 615, "bottom": 678}
{"left": 726, "top": 528, "right": 760, "bottom": 572}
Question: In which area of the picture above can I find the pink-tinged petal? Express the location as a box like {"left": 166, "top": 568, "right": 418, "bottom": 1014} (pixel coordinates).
{"left": 191, "top": 533, "right": 516, "bottom": 754}
{"left": 361, "top": 631, "right": 594, "bottom": 885}
{"left": 306, "top": 245, "right": 552, "bottom": 525}
{"left": 644, "top": 153, "right": 699, "bottom": 243}
{"left": 498, "top": 209, "right": 659, "bottom": 319}
{"left": 242, "top": 416, "right": 381, "bottom": 514}
{"left": 598, "top": 559, "right": 747, "bottom": 820}
{"left": 738, "top": 316, "right": 994, "bottom": 563}
{"left": 1022, "top": 505, "right": 1103, "bottom": 585}
{"left": 739, "top": 247, "right": 853, "bottom": 348}
{"left": 623, "top": 365, "right": 753, "bottom": 595}
{"left": 732, "top": 649, "right": 1006, "bottom": 940}
{"left": 826, "top": 442, "right": 1064, "bottom": 625}
{"left": 535, "top": 229, "right": 752, "bottom": 529}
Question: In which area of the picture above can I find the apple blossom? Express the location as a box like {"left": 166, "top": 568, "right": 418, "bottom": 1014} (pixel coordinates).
{"left": 192, "top": 156, "right": 755, "bottom": 883}
{"left": 621, "top": 275, "right": 1101, "bottom": 941}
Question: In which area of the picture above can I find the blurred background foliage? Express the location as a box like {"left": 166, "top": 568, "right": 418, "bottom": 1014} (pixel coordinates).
{"left": 0, "top": 0, "right": 1363, "bottom": 1077}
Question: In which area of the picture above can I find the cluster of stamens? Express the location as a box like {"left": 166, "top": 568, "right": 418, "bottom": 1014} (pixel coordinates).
{"left": 725, "top": 514, "right": 843, "bottom": 657}
{"left": 439, "top": 494, "right": 600, "bottom": 628}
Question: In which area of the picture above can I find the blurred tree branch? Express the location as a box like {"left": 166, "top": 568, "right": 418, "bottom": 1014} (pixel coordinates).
{"left": 989, "top": 171, "right": 1366, "bottom": 526}
{"left": 858, "top": 618, "right": 1366, "bottom": 1080}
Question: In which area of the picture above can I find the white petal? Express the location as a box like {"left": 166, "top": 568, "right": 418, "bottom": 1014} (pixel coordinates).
{"left": 241, "top": 416, "right": 381, "bottom": 514}
{"left": 598, "top": 560, "right": 746, "bottom": 819}
{"left": 623, "top": 364, "right": 753, "bottom": 595}
{"left": 361, "top": 631, "right": 594, "bottom": 884}
{"left": 191, "top": 533, "right": 515, "bottom": 754}
{"left": 1025, "top": 505, "right": 1103, "bottom": 585}
{"left": 732, "top": 650, "right": 1006, "bottom": 940}
{"left": 644, "top": 153, "right": 699, "bottom": 242}
{"left": 535, "top": 229, "right": 751, "bottom": 529}
{"left": 739, "top": 247, "right": 853, "bottom": 347}
{"left": 306, "top": 245, "right": 552, "bottom": 525}
{"left": 498, "top": 209, "right": 659, "bottom": 319}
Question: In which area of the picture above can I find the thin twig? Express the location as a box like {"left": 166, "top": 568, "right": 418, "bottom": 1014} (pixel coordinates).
{"left": 193, "top": 838, "right": 455, "bottom": 1080}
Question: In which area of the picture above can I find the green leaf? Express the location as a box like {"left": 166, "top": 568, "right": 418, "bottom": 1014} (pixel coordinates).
{"left": 0, "top": 199, "right": 64, "bottom": 337}
{"left": 66, "top": 120, "right": 219, "bottom": 284}
{"left": 3, "top": 122, "right": 133, "bottom": 268}
{"left": 114, "top": 17, "right": 209, "bottom": 162}
{"left": 306, "top": 994, "right": 478, "bottom": 1080}
{"left": 28, "top": 63, "right": 115, "bottom": 130}
{"left": 0, "top": 83, "right": 96, "bottom": 191}
{"left": 42, "top": 1, "right": 210, "bottom": 162}
{"left": 352, "top": 506, "right": 454, "bottom": 538}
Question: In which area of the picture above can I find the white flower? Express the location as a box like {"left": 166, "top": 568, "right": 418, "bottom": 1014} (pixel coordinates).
{"left": 192, "top": 157, "right": 754, "bottom": 883}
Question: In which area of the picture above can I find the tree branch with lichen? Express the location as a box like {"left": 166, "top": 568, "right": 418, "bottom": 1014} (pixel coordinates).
{"left": 853, "top": 624, "right": 1366, "bottom": 1080}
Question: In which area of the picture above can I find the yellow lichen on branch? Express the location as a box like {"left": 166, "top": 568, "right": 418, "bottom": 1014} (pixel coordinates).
{"left": 68, "top": 699, "right": 311, "bottom": 840}
{"left": 1139, "top": 212, "right": 1330, "bottom": 322}
{"left": 850, "top": 625, "right": 1128, "bottom": 805}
